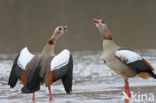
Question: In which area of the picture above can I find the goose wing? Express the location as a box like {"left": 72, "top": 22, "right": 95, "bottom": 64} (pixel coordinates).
{"left": 115, "top": 48, "right": 156, "bottom": 78}
{"left": 47, "top": 49, "right": 73, "bottom": 94}
{"left": 8, "top": 47, "right": 34, "bottom": 88}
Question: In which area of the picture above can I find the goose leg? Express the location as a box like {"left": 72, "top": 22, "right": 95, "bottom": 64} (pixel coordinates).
{"left": 125, "top": 81, "right": 131, "bottom": 98}
{"left": 124, "top": 80, "right": 131, "bottom": 103}
{"left": 32, "top": 93, "right": 35, "bottom": 102}
{"left": 48, "top": 86, "right": 53, "bottom": 101}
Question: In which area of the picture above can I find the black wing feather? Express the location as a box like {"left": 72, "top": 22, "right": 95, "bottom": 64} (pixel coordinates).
{"left": 128, "top": 60, "right": 156, "bottom": 78}
{"left": 53, "top": 54, "right": 73, "bottom": 94}
{"left": 8, "top": 54, "right": 22, "bottom": 88}
{"left": 61, "top": 54, "right": 73, "bottom": 94}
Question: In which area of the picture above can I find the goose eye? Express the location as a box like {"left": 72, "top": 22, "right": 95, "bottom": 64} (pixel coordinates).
{"left": 58, "top": 27, "right": 63, "bottom": 30}
{"left": 101, "top": 20, "right": 105, "bottom": 24}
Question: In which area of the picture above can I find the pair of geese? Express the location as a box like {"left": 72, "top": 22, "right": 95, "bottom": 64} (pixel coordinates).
{"left": 8, "top": 18, "right": 156, "bottom": 102}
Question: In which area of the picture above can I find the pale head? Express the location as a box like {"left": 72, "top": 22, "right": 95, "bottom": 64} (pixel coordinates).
{"left": 48, "top": 26, "right": 68, "bottom": 45}
{"left": 92, "top": 18, "right": 113, "bottom": 40}
{"left": 53, "top": 26, "right": 68, "bottom": 39}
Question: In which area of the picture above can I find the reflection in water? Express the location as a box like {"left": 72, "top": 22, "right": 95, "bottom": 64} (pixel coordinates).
{"left": 0, "top": 1, "right": 156, "bottom": 53}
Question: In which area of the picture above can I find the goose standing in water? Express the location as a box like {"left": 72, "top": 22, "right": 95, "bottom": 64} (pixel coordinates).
{"left": 92, "top": 18, "right": 156, "bottom": 103}
{"left": 8, "top": 26, "right": 73, "bottom": 101}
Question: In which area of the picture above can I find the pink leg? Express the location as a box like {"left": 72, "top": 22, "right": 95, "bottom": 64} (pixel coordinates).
{"left": 48, "top": 86, "right": 53, "bottom": 101}
{"left": 124, "top": 81, "right": 131, "bottom": 98}
{"left": 32, "top": 93, "right": 35, "bottom": 102}
{"left": 124, "top": 81, "right": 131, "bottom": 103}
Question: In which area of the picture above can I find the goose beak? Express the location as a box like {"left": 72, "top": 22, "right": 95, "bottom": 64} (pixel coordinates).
{"left": 92, "top": 18, "right": 99, "bottom": 23}
{"left": 63, "top": 26, "right": 69, "bottom": 32}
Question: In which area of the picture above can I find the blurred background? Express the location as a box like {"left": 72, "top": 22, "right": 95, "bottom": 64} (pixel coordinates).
{"left": 0, "top": 0, "right": 156, "bottom": 53}
{"left": 1, "top": 1, "right": 156, "bottom": 103}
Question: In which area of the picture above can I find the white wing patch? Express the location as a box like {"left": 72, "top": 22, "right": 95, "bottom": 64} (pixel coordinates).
{"left": 17, "top": 47, "right": 34, "bottom": 69}
{"left": 115, "top": 49, "right": 142, "bottom": 64}
{"left": 51, "top": 49, "right": 70, "bottom": 71}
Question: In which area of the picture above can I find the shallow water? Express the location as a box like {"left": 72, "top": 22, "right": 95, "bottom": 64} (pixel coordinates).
{"left": 1, "top": 49, "right": 156, "bottom": 103}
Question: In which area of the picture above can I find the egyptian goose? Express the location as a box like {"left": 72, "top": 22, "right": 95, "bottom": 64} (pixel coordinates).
{"left": 92, "top": 18, "right": 156, "bottom": 102}
{"left": 8, "top": 26, "right": 73, "bottom": 101}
